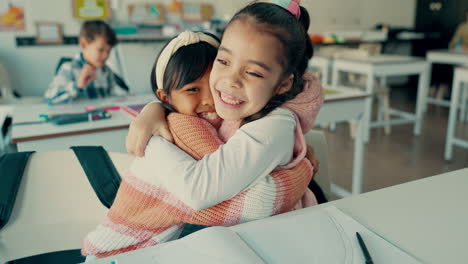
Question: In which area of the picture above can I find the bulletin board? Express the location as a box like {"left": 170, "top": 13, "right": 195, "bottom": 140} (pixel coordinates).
{"left": 128, "top": 3, "right": 165, "bottom": 25}
{"left": 182, "top": 3, "right": 213, "bottom": 22}
{"left": 73, "top": 0, "right": 111, "bottom": 20}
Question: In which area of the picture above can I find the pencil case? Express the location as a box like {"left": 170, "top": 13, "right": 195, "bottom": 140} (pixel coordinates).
{"left": 49, "top": 110, "right": 111, "bottom": 125}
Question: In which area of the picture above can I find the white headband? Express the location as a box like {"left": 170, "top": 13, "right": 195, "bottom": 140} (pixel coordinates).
{"left": 155, "top": 31, "right": 220, "bottom": 90}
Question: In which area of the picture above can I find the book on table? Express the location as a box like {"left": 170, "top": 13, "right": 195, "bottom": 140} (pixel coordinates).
{"left": 85, "top": 206, "right": 421, "bottom": 264}
{"left": 120, "top": 104, "right": 146, "bottom": 117}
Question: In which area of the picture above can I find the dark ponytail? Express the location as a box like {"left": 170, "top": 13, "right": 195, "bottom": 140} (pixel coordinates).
{"left": 228, "top": 2, "right": 314, "bottom": 124}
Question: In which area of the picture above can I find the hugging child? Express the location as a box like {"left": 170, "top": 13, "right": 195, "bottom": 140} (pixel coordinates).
{"left": 44, "top": 20, "right": 128, "bottom": 105}
{"left": 83, "top": 0, "right": 323, "bottom": 259}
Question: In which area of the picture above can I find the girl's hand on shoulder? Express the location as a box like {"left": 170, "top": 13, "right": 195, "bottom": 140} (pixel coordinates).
{"left": 126, "top": 102, "right": 173, "bottom": 157}
{"left": 306, "top": 144, "right": 319, "bottom": 174}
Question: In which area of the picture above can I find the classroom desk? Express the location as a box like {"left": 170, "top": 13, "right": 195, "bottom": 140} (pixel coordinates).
{"left": 10, "top": 94, "right": 154, "bottom": 152}
{"left": 425, "top": 49, "right": 468, "bottom": 110}
{"left": 333, "top": 168, "right": 468, "bottom": 264}
{"left": 316, "top": 87, "right": 369, "bottom": 196}
{"left": 10, "top": 89, "right": 368, "bottom": 196}
{"left": 90, "top": 168, "right": 468, "bottom": 264}
{"left": 445, "top": 66, "right": 468, "bottom": 160}
{"left": 331, "top": 55, "right": 429, "bottom": 142}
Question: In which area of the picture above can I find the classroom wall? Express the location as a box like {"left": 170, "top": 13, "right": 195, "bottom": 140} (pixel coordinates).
{"left": 0, "top": 0, "right": 416, "bottom": 97}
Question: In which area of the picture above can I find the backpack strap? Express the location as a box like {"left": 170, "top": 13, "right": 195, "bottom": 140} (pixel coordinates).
{"left": 0, "top": 151, "right": 34, "bottom": 229}
{"left": 70, "top": 146, "right": 121, "bottom": 209}
{"left": 179, "top": 224, "right": 210, "bottom": 238}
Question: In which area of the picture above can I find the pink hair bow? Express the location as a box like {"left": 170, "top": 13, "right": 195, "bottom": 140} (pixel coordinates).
{"left": 287, "top": 0, "right": 301, "bottom": 19}
{"left": 270, "top": 0, "right": 301, "bottom": 19}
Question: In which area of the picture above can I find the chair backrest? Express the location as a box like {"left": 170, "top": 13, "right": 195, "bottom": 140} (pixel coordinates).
{"left": 304, "top": 130, "right": 331, "bottom": 200}
{"left": 0, "top": 150, "right": 134, "bottom": 263}
{"left": 0, "top": 63, "right": 17, "bottom": 103}
{"left": 54, "top": 57, "right": 73, "bottom": 75}
{"left": 55, "top": 57, "right": 129, "bottom": 92}
{"left": 114, "top": 72, "right": 129, "bottom": 92}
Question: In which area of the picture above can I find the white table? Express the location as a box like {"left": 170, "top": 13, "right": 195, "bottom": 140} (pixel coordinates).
{"left": 308, "top": 55, "right": 332, "bottom": 87}
{"left": 445, "top": 67, "right": 468, "bottom": 160}
{"left": 10, "top": 89, "right": 368, "bottom": 196}
{"left": 316, "top": 88, "right": 370, "bottom": 196}
{"left": 10, "top": 94, "right": 154, "bottom": 152}
{"left": 331, "top": 55, "right": 429, "bottom": 142}
{"left": 333, "top": 168, "right": 468, "bottom": 264}
{"left": 89, "top": 168, "right": 468, "bottom": 264}
{"left": 425, "top": 50, "right": 468, "bottom": 119}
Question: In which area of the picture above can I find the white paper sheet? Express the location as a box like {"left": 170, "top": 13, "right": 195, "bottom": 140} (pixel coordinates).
{"left": 86, "top": 206, "right": 422, "bottom": 264}
{"left": 86, "top": 226, "right": 264, "bottom": 264}
{"left": 232, "top": 206, "right": 422, "bottom": 264}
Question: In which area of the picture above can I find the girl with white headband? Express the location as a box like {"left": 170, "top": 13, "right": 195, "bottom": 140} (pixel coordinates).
{"left": 83, "top": 0, "right": 325, "bottom": 259}
{"left": 152, "top": 31, "right": 223, "bottom": 128}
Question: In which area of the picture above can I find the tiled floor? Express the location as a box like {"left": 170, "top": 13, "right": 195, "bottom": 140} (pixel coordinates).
{"left": 320, "top": 87, "right": 468, "bottom": 195}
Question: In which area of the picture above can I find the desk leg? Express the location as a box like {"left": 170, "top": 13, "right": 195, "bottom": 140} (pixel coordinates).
{"left": 363, "top": 71, "right": 374, "bottom": 143}
{"left": 352, "top": 114, "right": 365, "bottom": 195}
{"left": 378, "top": 77, "right": 391, "bottom": 134}
{"left": 422, "top": 62, "right": 432, "bottom": 113}
{"left": 459, "top": 82, "right": 467, "bottom": 122}
{"left": 444, "top": 72, "right": 461, "bottom": 161}
{"left": 414, "top": 65, "right": 429, "bottom": 136}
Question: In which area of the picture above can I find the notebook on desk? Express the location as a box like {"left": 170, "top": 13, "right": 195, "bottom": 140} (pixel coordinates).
{"left": 120, "top": 104, "right": 146, "bottom": 117}
{"left": 86, "top": 206, "right": 421, "bottom": 264}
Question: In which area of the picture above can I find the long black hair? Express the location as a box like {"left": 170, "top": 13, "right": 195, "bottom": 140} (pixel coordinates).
{"left": 150, "top": 32, "right": 219, "bottom": 112}
{"left": 227, "top": 2, "right": 314, "bottom": 123}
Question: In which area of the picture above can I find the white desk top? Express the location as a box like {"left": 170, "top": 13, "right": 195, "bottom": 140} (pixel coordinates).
{"left": 336, "top": 55, "right": 424, "bottom": 65}
{"left": 426, "top": 49, "right": 468, "bottom": 65}
{"left": 232, "top": 168, "right": 468, "bottom": 263}
{"left": 427, "top": 49, "right": 468, "bottom": 56}
{"left": 333, "top": 168, "right": 468, "bottom": 264}
{"left": 11, "top": 94, "right": 155, "bottom": 142}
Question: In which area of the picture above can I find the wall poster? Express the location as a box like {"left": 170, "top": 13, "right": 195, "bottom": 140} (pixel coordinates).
{"left": 0, "top": 0, "right": 25, "bottom": 32}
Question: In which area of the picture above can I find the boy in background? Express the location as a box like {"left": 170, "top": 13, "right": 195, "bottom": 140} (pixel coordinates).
{"left": 44, "top": 20, "right": 127, "bottom": 105}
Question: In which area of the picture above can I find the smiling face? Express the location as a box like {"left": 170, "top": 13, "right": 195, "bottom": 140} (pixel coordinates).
{"left": 209, "top": 18, "right": 293, "bottom": 121}
{"left": 80, "top": 36, "right": 112, "bottom": 68}
{"left": 157, "top": 69, "right": 221, "bottom": 126}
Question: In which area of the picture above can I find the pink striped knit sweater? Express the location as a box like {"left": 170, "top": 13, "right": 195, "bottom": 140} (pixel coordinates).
{"left": 82, "top": 73, "right": 323, "bottom": 258}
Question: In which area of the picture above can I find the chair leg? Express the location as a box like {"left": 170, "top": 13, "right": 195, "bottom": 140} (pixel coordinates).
{"left": 376, "top": 77, "right": 391, "bottom": 135}
{"left": 377, "top": 96, "right": 383, "bottom": 122}
{"left": 459, "top": 82, "right": 467, "bottom": 122}
{"left": 349, "top": 119, "right": 356, "bottom": 139}
{"left": 382, "top": 94, "right": 391, "bottom": 134}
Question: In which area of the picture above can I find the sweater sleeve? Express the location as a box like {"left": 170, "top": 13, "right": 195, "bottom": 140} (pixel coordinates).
{"left": 281, "top": 72, "right": 324, "bottom": 133}
{"left": 129, "top": 108, "right": 296, "bottom": 210}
